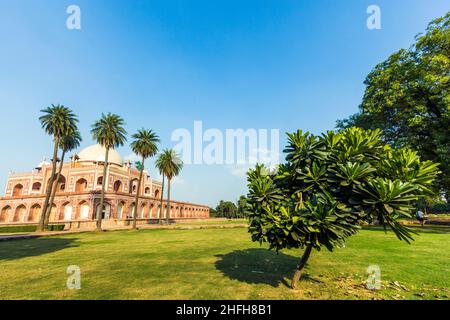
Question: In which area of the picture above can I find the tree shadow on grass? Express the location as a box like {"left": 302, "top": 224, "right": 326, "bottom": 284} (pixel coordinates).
{"left": 0, "top": 238, "right": 79, "bottom": 261}
{"left": 215, "top": 248, "right": 313, "bottom": 288}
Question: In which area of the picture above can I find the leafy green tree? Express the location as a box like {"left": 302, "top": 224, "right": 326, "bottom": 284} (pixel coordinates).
{"left": 209, "top": 207, "right": 218, "bottom": 217}
{"left": 44, "top": 130, "right": 82, "bottom": 229}
{"left": 246, "top": 127, "right": 439, "bottom": 289}
{"left": 216, "top": 200, "right": 238, "bottom": 218}
{"left": 37, "top": 105, "right": 78, "bottom": 232}
{"left": 91, "top": 113, "right": 127, "bottom": 231}
{"left": 337, "top": 12, "right": 450, "bottom": 201}
{"left": 130, "top": 129, "right": 160, "bottom": 229}
{"left": 237, "top": 196, "right": 248, "bottom": 218}
{"left": 155, "top": 149, "right": 183, "bottom": 224}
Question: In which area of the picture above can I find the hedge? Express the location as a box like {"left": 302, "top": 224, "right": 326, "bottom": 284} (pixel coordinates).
{"left": 0, "top": 224, "right": 65, "bottom": 233}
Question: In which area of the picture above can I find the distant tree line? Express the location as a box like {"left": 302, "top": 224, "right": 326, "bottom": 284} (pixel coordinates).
{"left": 210, "top": 196, "right": 248, "bottom": 218}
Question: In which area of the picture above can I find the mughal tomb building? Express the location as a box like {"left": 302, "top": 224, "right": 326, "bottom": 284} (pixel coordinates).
{"left": 0, "top": 144, "right": 209, "bottom": 228}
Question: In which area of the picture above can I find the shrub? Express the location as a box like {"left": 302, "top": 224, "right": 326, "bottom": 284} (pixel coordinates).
{"left": 246, "top": 127, "right": 439, "bottom": 289}
{"left": 0, "top": 224, "right": 65, "bottom": 233}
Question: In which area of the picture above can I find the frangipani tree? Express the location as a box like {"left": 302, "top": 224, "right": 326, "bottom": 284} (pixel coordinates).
{"left": 246, "top": 127, "right": 439, "bottom": 289}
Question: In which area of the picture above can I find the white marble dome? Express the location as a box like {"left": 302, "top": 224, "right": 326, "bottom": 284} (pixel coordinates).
{"left": 77, "top": 144, "right": 123, "bottom": 166}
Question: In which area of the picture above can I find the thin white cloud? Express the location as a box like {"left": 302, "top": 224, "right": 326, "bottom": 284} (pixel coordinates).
{"left": 227, "top": 164, "right": 251, "bottom": 178}
{"left": 172, "top": 176, "right": 185, "bottom": 185}
{"left": 124, "top": 153, "right": 140, "bottom": 163}
{"left": 226, "top": 147, "right": 280, "bottom": 178}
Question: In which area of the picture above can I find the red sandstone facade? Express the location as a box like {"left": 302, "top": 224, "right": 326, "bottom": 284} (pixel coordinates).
{"left": 0, "top": 144, "right": 209, "bottom": 227}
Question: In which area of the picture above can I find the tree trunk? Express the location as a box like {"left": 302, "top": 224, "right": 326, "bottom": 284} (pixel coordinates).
{"left": 37, "top": 138, "right": 60, "bottom": 232}
{"left": 96, "top": 148, "right": 109, "bottom": 231}
{"left": 158, "top": 175, "right": 165, "bottom": 224}
{"left": 166, "top": 178, "right": 171, "bottom": 224}
{"left": 132, "top": 156, "right": 145, "bottom": 230}
{"left": 291, "top": 245, "right": 313, "bottom": 289}
{"left": 44, "top": 151, "right": 66, "bottom": 230}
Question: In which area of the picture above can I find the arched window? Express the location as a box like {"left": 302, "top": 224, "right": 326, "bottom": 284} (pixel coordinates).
{"left": 129, "top": 179, "right": 138, "bottom": 194}
{"left": 75, "top": 178, "right": 88, "bottom": 193}
{"left": 114, "top": 180, "right": 122, "bottom": 192}
{"left": 12, "top": 184, "right": 24, "bottom": 197}
{"left": 145, "top": 187, "right": 150, "bottom": 194}
{"left": 32, "top": 182, "right": 42, "bottom": 191}
{"left": 49, "top": 176, "right": 66, "bottom": 192}
{"left": 154, "top": 189, "right": 160, "bottom": 198}
{"left": 97, "top": 176, "right": 103, "bottom": 186}
{"left": 57, "top": 175, "right": 66, "bottom": 191}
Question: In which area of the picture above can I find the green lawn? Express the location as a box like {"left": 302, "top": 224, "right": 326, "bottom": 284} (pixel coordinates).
{"left": 175, "top": 218, "right": 247, "bottom": 226}
{"left": 0, "top": 225, "right": 449, "bottom": 300}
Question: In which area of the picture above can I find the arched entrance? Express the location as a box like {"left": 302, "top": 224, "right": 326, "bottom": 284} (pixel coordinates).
{"left": 28, "top": 204, "right": 41, "bottom": 222}
{"left": 150, "top": 204, "right": 155, "bottom": 218}
{"left": 117, "top": 201, "right": 125, "bottom": 219}
{"left": 61, "top": 202, "right": 73, "bottom": 221}
{"left": 128, "top": 203, "right": 136, "bottom": 219}
{"left": 140, "top": 203, "right": 147, "bottom": 218}
{"left": 13, "top": 205, "right": 26, "bottom": 222}
{"left": 0, "top": 206, "right": 12, "bottom": 222}
{"left": 77, "top": 201, "right": 90, "bottom": 219}
{"left": 96, "top": 203, "right": 111, "bottom": 219}
{"left": 48, "top": 204, "right": 57, "bottom": 222}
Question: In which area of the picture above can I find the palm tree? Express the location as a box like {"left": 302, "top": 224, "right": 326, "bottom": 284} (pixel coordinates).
{"left": 37, "top": 105, "right": 78, "bottom": 232}
{"left": 157, "top": 170, "right": 165, "bottom": 224}
{"left": 91, "top": 113, "right": 127, "bottom": 231}
{"left": 43, "top": 130, "right": 82, "bottom": 230}
{"left": 155, "top": 149, "right": 183, "bottom": 224}
{"left": 130, "top": 129, "right": 160, "bottom": 229}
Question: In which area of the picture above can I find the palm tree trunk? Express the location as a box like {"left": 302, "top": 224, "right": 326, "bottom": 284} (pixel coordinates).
{"left": 96, "top": 148, "right": 109, "bottom": 231}
{"left": 44, "top": 151, "right": 65, "bottom": 230}
{"left": 159, "top": 175, "right": 165, "bottom": 224}
{"left": 132, "top": 156, "right": 145, "bottom": 229}
{"left": 291, "top": 245, "right": 313, "bottom": 289}
{"left": 166, "top": 178, "right": 171, "bottom": 224}
{"left": 37, "top": 138, "right": 60, "bottom": 232}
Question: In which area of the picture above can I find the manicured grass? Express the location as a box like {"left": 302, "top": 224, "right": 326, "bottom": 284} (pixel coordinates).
{"left": 0, "top": 225, "right": 449, "bottom": 300}
{"left": 428, "top": 214, "right": 450, "bottom": 218}
{"left": 175, "top": 218, "right": 247, "bottom": 226}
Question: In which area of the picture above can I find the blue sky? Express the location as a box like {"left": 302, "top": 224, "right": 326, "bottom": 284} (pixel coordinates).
{"left": 0, "top": 0, "right": 448, "bottom": 207}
